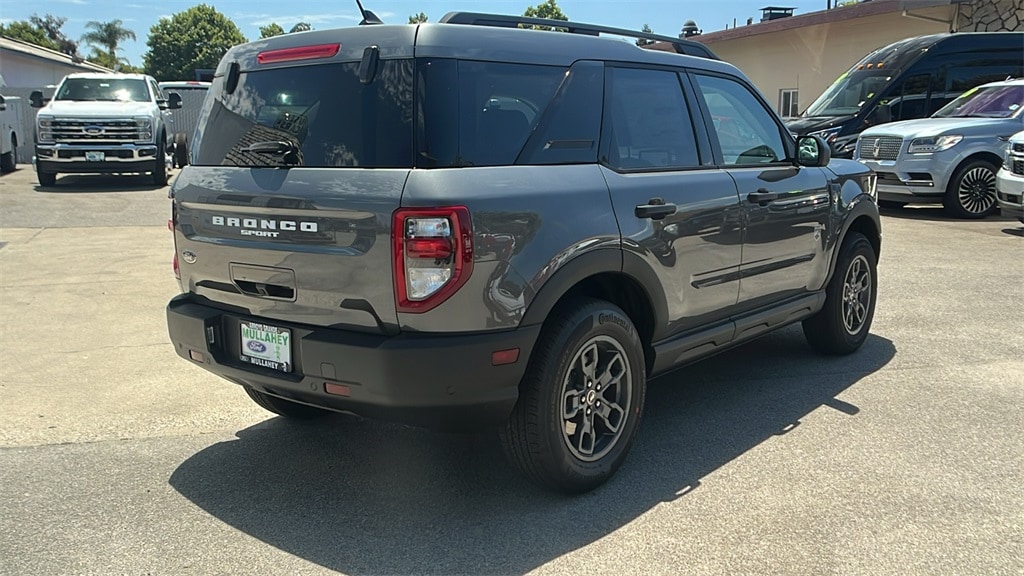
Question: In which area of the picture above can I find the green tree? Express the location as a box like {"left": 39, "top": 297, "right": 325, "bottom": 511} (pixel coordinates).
{"left": 260, "top": 23, "right": 285, "bottom": 38}
{"left": 80, "top": 20, "right": 136, "bottom": 69}
{"left": 636, "top": 24, "right": 655, "bottom": 46}
{"left": 289, "top": 22, "right": 312, "bottom": 33}
{"left": 85, "top": 47, "right": 140, "bottom": 72}
{"left": 29, "top": 13, "right": 78, "bottom": 55}
{"left": 522, "top": 0, "right": 568, "bottom": 31}
{"left": 408, "top": 12, "right": 428, "bottom": 24}
{"left": 0, "top": 21, "right": 61, "bottom": 51}
{"left": 143, "top": 4, "right": 246, "bottom": 81}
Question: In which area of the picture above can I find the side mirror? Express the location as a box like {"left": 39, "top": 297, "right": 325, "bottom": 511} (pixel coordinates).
{"left": 874, "top": 103, "right": 891, "bottom": 124}
{"left": 167, "top": 92, "right": 182, "bottom": 110}
{"left": 797, "top": 135, "right": 831, "bottom": 168}
{"left": 30, "top": 90, "right": 45, "bottom": 108}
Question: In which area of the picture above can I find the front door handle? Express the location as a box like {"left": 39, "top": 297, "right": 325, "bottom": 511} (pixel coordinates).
{"left": 747, "top": 188, "right": 780, "bottom": 204}
{"left": 635, "top": 198, "right": 677, "bottom": 220}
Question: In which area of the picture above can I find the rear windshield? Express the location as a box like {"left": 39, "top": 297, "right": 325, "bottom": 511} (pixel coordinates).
{"left": 194, "top": 61, "right": 414, "bottom": 168}
{"left": 193, "top": 58, "right": 585, "bottom": 169}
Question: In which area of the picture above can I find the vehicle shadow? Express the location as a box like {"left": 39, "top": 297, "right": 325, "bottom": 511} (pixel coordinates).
{"left": 33, "top": 172, "right": 174, "bottom": 193}
{"left": 1002, "top": 227, "right": 1023, "bottom": 237}
{"left": 879, "top": 205, "right": 1015, "bottom": 223}
{"left": 169, "top": 326, "right": 895, "bottom": 575}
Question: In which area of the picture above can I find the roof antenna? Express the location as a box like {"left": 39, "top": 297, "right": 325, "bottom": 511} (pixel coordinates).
{"left": 356, "top": 0, "right": 384, "bottom": 25}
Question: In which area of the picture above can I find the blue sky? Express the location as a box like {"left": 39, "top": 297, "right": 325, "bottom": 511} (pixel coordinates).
{"left": 4, "top": 0, "right": 822, "bottom": 67}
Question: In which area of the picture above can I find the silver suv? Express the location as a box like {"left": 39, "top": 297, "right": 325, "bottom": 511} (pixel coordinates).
{"left": 165, "top": 12, "right": 881, "bottom": 493}
{"left": 855, "top": 78, "right": 1024, "bottom": 218}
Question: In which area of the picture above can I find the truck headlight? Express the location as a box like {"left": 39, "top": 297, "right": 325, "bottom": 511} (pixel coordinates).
{"left": 38, "top": 115, "right": 54, "bottom": 128}
{"left": 908, "top": 135, "right": 962, "bottom": 154}
{"left": 134, "top": 117, "right": 152, "bottom": 128}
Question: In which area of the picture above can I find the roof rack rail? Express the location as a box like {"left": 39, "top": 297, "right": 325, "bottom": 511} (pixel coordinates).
{"left": 437, "top": 12, "right": 719, "bottom": 60}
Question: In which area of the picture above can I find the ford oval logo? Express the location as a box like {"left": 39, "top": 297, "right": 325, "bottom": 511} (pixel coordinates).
{"left": 247, "top": 341, "right": 267, "bottom": 353}
{"left": 84, "top": 125, "right": 104, "bottom": 135}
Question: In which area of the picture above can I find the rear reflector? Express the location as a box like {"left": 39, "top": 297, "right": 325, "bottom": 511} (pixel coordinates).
{"left": 324, "top": 382, "right": 351, "bottom": 397}
{"left": 173, "top": 254, "right": 179, "bottom": 279}
{"left": 258, "top": 43, "right": 341, "bottom": 64}
{"left": 492, "top": 348, "right": 520, "bottom": 366}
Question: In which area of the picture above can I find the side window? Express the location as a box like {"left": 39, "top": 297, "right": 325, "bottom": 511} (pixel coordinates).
{"left": 890, "top": 73, "right": 931, "bottom": 121}
{"left": 456, "top": 61, "right": 564, "bottom": 167}
{"left": 604, "top": 67, "right": 699, "bottom": 170}
{"left": 150, "top": 80, "right": 164, "bottom": 102}
{"left": 693, "top": 74, "right": 786, "bottom": 166}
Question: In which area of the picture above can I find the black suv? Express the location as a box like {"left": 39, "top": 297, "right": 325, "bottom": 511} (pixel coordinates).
{"left": 166, "top": 12, "right": 881, "bottom": 493}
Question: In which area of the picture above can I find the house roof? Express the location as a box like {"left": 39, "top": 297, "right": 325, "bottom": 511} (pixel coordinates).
{"left": 0, "top": 36, "right": 111, "bottom": 73}
{"left": 646, "top": 0, "right": 966, "bottom": 51}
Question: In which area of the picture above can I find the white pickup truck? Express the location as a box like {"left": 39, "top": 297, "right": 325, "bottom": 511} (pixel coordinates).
{"left": 0, "top": 74, "right": 21, "bottom": 173}
{"left": 30, "top": 73, "right": 181, "bottom": 186}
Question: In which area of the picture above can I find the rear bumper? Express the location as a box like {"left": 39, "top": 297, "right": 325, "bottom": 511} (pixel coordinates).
{"left": 166, "top": 294, "right": 540, "bottom": 430}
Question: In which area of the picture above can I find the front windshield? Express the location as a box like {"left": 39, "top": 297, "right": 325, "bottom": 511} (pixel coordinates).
{"left": 933, "top": 84, "right": 1024, "bottom": 119}
{"left": 55, "top": 78, "right": 150, "bottom": 102}
{"left": 804, "top": 70, "right": 893, "bottom": 117}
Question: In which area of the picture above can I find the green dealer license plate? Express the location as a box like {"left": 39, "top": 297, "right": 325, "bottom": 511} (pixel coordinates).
{"left": 240, "top": 321, "right": 292, "bottom": 372}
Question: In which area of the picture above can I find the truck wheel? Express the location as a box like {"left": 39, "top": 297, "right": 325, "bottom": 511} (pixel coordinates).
{"left": 0, "top": 140, "right": 15, "bottom": 173}
{"left": 173, "top": 133, "right": 189, "bottom": 168}
{"left": 243, "top": 386, "right": 330, "bottom": 419}
{"left": 943, "top": 159, "right": 997, "bottom": 219}
{"left": 37, "top": 168, "right": 56, "bottom": 187}
{"left": 802, "top": 232, "right": 877, "bottom": 355}
{"left": 501, "top": 298, "right": 646, "bottom": 494}
{"left": 152, "top": 137, "right": 168, "bottom": 186}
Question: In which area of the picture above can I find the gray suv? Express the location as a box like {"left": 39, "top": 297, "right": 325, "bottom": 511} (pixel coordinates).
{"left": 166, "top": 12, "right": 882, "bottom": 493}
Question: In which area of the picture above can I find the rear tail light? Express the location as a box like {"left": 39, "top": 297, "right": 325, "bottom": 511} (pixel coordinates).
{"left": 393, "top": 207, "right": 473, "bottom": 313}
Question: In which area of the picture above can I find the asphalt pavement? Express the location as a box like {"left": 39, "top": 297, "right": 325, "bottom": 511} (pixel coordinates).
{"left": 0, "top": 166, "right": 1021, "bottom": 575}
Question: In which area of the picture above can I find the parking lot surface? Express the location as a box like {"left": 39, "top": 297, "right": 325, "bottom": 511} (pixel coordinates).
{"left": 1, "top": 166, "right": 1022, "bottom": 575}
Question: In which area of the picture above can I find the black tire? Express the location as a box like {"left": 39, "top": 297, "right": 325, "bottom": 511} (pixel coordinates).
{"left": 37, "top": 169, "right": 56, "bottom": 187}
{"left": 173, "top": 133, "right": 188, "bottom": 168}
{"left": 877, "top": 200, "right": 906, "bottom": 209}
{"left": 501, "top": 298, "right": 646, "bottom": 494}
{"left": 152, "top": 137, "right": 168, "bottom": 186}
{"left": 802, "top": 232, "right": 877, "bottom": 355}
{"left": 943, "top": 159, "right": 998, "bottom": 219}
{"left": 243, "top": 386, "right": 330, "bottom": 419}
{"left": 0, "top": 145, "right": 14, "bottom": 173}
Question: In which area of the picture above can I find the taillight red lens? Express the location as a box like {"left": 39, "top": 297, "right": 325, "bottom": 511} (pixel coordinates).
{"left": 257, "top": 43, "right": 341, "bottom": 64}
{"left": 173, "top": 253, "right": 180, "bottom": 279}
{"left": 406, "top": 238, "right": 453, "bottom": 259}
{"left": 393, "top": 207, "right": 473, "bottom": 313}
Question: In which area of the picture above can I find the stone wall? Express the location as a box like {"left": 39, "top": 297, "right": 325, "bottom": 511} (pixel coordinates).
{"left": 957, "top": 0, "right": 1023, "bottom": 31}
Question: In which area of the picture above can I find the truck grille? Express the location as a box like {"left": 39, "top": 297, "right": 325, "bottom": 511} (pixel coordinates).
{"left": 858, "top": 136, "right": 902, "bottom": 161}
{"left": 50, "top": 119, "right": 148, "bottom": 144}
{"left": 1013, "top": 159, "right": 1024, "bottom": 176}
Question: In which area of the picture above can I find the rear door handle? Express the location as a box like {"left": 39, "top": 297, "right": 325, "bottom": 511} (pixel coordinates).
{"left": 635, "top": 199, "right": 677, "bottom": 220}
{"left": 747, "top": 188, "right": 780, "bottom": 204}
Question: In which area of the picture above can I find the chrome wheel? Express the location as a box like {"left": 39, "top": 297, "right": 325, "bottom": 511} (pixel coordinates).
{"left": 842, "top": 254, "right": 871, "bottom": 335}
{"left": 560, "top": 335, "right": 632, "bottom": 462}
{"left": 957, "top": 166, "right": 997, "bottom": 215}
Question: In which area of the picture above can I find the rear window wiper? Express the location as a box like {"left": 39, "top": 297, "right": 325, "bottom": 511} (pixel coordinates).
{"left": 244, "top": 140, "right": 301, "bottom": 165}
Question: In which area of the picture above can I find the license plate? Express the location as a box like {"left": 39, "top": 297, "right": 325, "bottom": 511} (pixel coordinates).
{"left": 85, "top": 151, "right": 105, "bottom": 162}
{"left": 240, "top": 321, "right": 292, "bottom": 372}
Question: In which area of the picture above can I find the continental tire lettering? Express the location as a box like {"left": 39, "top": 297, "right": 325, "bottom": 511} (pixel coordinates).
{"left": 598, "top": 313, "right": 631, "bottom": 334}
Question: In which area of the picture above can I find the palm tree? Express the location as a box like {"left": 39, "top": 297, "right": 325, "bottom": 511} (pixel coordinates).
{"left": 81, "top": 20, "right": 136, "bottom": 70}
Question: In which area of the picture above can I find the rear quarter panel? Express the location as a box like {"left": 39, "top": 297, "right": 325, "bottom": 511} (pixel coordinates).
{"left": 399, "top": 165, "right": 620, "bottom": 332}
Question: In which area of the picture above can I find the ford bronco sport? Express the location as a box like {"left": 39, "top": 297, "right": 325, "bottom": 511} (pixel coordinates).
{"left": 166, "top": 12, "right": 881, "bottom": 493}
